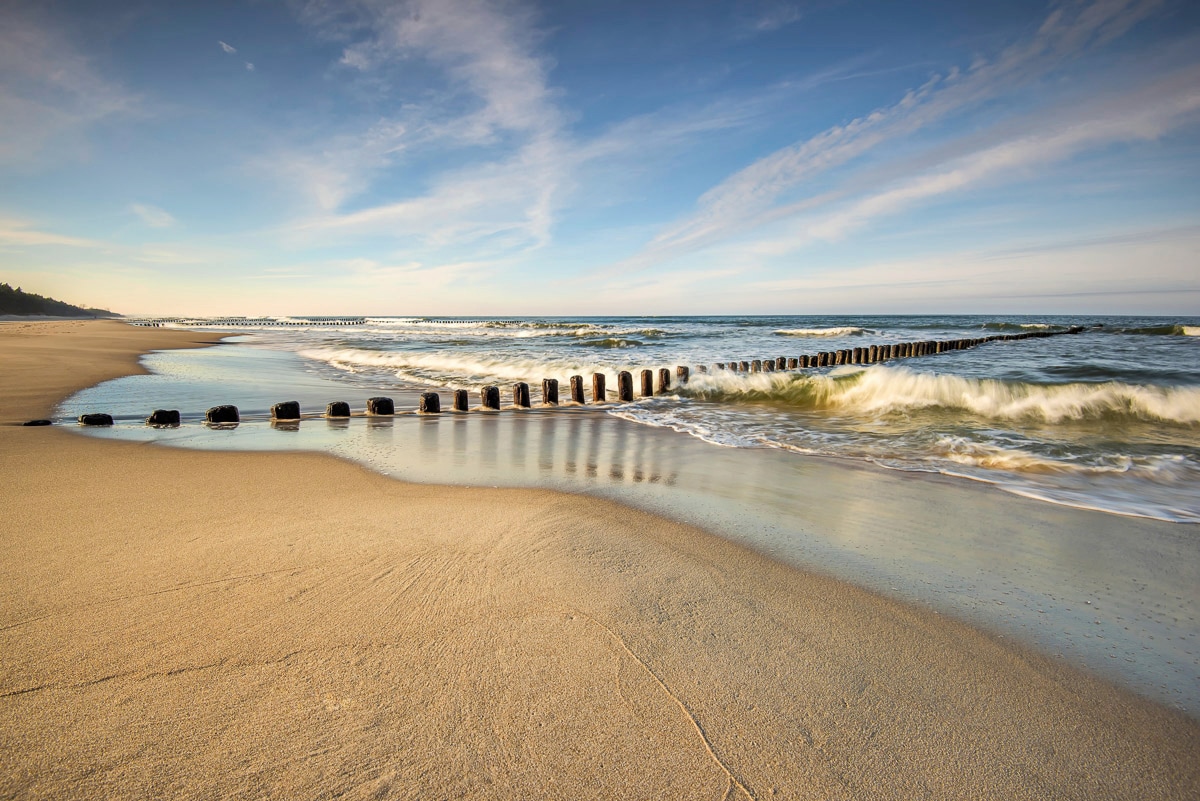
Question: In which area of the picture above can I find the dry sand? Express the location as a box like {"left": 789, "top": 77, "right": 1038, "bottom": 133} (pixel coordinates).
{"left": 1, "top": 320, "right": 1198, "bottom": 800}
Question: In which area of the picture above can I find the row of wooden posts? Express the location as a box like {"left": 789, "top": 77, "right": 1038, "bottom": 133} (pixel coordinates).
{"left": 67, "top": 327, "right": 1082, "bottom": 426}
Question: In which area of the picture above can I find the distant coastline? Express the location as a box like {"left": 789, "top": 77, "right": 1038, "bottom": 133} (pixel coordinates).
{"left": 0, "top": 282, "right": 119, "bottom": 319}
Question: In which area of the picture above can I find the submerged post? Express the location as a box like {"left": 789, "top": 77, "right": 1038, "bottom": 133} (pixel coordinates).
{"left": 453, "top": 389, "right": 469, "bottom": 412}
{"left": 570, "top": 375, "right": 585, "bottom": 404}
{"left": 78, "top": 413, "right": 114, "bottom": 426}
{"left": 367, "top": 397, "right": 394, "bottom": 416}
{"left": 513, "top": 382, "right": 531, "bottom": 408}
{"left": 271, "top": 401, "right": 301, "bottom": 421}
{"left": 419, "top": 392, "right": 441, "bottom": 414}
{"left": 593, "top": 373, "right": 607, "bottom": 403}
{"left": 542, "top": 378, "right": 559, "bottom": 405}
{"left": 617, "top": 371, "right": 633, "bottom": 402}
{"left": 481, "top": 386, "right": 500, "bottom": 410}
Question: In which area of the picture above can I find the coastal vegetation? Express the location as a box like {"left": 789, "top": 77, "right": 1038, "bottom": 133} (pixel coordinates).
{"left": 0, "top": 282, "right": 116, "bottom": 318}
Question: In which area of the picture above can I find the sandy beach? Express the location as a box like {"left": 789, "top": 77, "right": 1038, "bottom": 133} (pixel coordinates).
{"left": 1, "top": 320, "right": 1198, "bottom": 800}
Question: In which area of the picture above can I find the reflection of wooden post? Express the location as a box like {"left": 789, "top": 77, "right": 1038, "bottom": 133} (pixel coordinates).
{"left": 542, "top": 378, "right": 559, "bottom": 405}
{"left": 272, "top": 401, "right": 300, "bottom": 420}
{"left": 513, "top": 382, "right": 531, "bottom": 408}
{"left": 657, "top": 368, "right": 671, "bottom": 393}
{"left": 481, "top": 386, "right": 500, "bottom": 410}
{"left": 420, "top": 392, "right": 441, "bottom": 413}
{"left": 367, "top": 397, "right": 394, "bottom": 415}
{"left": 617, "top": 371, "right": 633, "bottom": 402}
{"left": 593, "top": 373, "right": 607, "bottom": 403}
{"left": 640, "top": 369, "right": 654, "bottom": 397}
{"left": 453, "top": 389, "right": 469, "bottom": 411}
{"left": 676, "top": 365, "right": 690, "bottom": 384}
{"left": 326, "top": 401, "right": 350, "bottom": 418}
{"left": 570, "top": 375, "right": 585, "bottom": 404}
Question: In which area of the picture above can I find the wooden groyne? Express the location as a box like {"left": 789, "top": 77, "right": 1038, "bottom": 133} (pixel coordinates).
{"left": 59, "top": 327, "right": 1084, "bottom": 426}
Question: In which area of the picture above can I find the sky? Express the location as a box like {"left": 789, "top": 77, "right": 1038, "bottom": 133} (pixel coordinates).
{"left": 1, "top": 0, "right": 1198, "bottom": 316}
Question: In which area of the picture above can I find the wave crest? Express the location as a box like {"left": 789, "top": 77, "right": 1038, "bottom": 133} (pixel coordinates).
{"left": 774, "top": 326, "right": 868, "bottom": 337}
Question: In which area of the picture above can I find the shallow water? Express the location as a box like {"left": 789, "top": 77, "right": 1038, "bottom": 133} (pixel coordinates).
{"left": 121, "top": 314, "right": 1200, "bottom": 522}
{"left": 60, "top": 340, "right": 1200, "bottom": 717}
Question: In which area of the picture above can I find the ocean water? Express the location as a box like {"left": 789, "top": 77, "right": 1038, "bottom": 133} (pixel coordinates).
{"left": 119, "top": 314, "right": 1200, "bottom": 522}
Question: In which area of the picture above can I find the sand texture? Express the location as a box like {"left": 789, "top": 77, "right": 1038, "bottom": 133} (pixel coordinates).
{"left": 1, "top": 320, "right": 1198, "bottom": 800}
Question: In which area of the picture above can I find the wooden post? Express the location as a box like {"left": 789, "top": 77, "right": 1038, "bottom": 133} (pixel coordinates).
{"left": 147, "top": 409, "right": 181, "bottom": 426}
{"left": 751, "top": 360, "right": 762, "bottom": 373}
{"left": 658, "top": 368, "right": 671, "bottom": 393}
{"left": 570, "top": 375, "right": 585, "bottom": 404}
{"left": 367, "top": 397, "right": 394, "bottom": 416}
{"left": 542, "top": 378, "right": 559, "bottom": 405}
{"left": 617, "top": 371, "right": 633, "bottom": 402}
{"left": 481, "top": 386, "right": 500, "bottom": 410}
{"left": 775, "top": 357, "right": 786, "bottom": 371}
{"left": 695, "top": 365, "right": 707, "bottom": 374}
{"left": 593, "top": 373, "right": 607, "bottom": 403}
{"left": 640, "top": 369, "right": 654, "bottom": 397}
{"left": 762, "top": 360, "right": 774, "bottom": 372}
{"left": 739, "top": 361, "right": 750, "bottom": 372}
{"left": 834, "top": 351, "right": 844, "bottom": 366}
{"left": 420, "top": 392, "right": 441, "bottom": 413}
{"left": 271, "top": 401, "right": 300, "bottom": 420}
{"left": 513, "top": 382, "right": 531, "bottom": 408}
{"left": 78, "top": 413, "right": 114, "bottom": 426}
{"left": 715, "top": 363, "right": 726, "bottom": 370}
{"left": 676, "top": 365, "right": 690, "bottom": 384}
{"left": 453, "top": 389, "right": 469, "bottom": 411}
{"left": 326, "top": 401, "right": 350, "bottom": 418}
{"left": 788, "top": 358, "right": 798, "bottom": 369}
{"left": 206, "top": 405, "right": 240, "bottom": 423}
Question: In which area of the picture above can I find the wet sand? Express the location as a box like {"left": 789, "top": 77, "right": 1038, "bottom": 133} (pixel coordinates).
{"left": 2, "top": 320, "right": 1198, "bottom": 799}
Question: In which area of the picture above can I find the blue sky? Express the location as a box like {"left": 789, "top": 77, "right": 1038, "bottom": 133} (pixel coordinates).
{"left": 1, "top": 0, "right": 1198, "bottom": 316}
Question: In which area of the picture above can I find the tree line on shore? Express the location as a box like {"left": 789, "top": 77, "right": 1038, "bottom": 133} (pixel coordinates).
{"left": 0, "top": 283, "right": 117, "bottom": 318}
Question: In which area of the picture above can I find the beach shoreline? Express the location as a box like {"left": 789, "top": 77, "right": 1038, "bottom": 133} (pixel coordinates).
{"left": 2, "top": 320, "right": 1198, "bottom": 799}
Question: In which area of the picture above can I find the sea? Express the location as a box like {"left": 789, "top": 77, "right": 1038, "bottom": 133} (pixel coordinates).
{"left": 59, "top": 313, "right": 1200, "bottom": 715}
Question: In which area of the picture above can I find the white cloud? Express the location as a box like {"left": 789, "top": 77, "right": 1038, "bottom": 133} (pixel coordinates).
{"left": 130, "top": 203, "right": 177, "bottom": 229}
{"left": 245, "top": 62, "right": 255, "bottom": 71}
{"left": 219, "top": 40, "right": 237, "bottom": 54}
{"left": 622, "top": 0, "right": 1166, "bottom": 272}
{"left": 0, "top": 7, "right": 137, "bottom": 165}
{"left": 0, "top": 217, "right": 105, "bottom": 248}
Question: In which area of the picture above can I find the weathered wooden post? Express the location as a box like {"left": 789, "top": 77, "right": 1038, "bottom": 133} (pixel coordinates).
{"left": 695, "top": 365, "right": 707, "bottom": 374}
{"left": 326, "top": 401, "right": 351, "bottom": 418}
{"left": 762, "top": 360, "right": 774, "bottom": 372}
{"left": 715, "top": 363, "right": 726, "bottom": 370}
{"left": 513, "top": 382, "right": 531, "bottom": 408}
{"left": 542, "top": 378, "right": 559, "bottom": 405}
{"left": 775, "top": 357, "right": 786, "bottom": 371}
{"left": 78, "top": 413, "right": 114, "bottom": 426}
{"left": 271, "top": 401, "right": 300, "bottom": 420}
{"left": 367, "top": 397, "right": 394, "bottom": 416}
{"left": 617, "top": 371, "right": 633, "bottom": 402}
{"left": 453, "top": 389, "right": 469, "bottom": 412}
{"left": 834, "top": 351, "right": 844, "bottom": 366}
{"left": 788, "top": 358, "right": 798, "bottom": 369}
{"left": 420, "top": 392, "right": 441, "bottom": 413}
{"left": 593, "top": 373, "right": 607, "bottom": 403}
{"left": 206, "top": 405, "right": 240, "bottom": 423}
{"left": 640, "top": 369, "right": 654, "bottom": 397}
{"left": 657, "top": 368, "right": 671, "bottom": 393}
{"left": 739, "top": 361, "right": 750, "bottom": 372}
{"left": 481, "top": 386, "right": 500, "bottom": 410}
{"left": 570, "top": 375, "right": 585, "bottom": 404}
{"left": 676, "top": 365, "right": 690, "bottom": 384}
{"left": 751, "top": 360, "right": 762, "bottom": 373}
{"left": 147, "top": 409, "right": 180, "bottom": 426}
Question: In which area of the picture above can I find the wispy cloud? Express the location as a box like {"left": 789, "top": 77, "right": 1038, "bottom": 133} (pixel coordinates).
{"left": 742, "top": 2, "right": 803, "bottom": 33}
{"left": 130, "top": 203, "right": 177, "bottom": 229}
{"left": 0, "top": 6, "right": 137, "bottom": 165}
{"left": 0, "top": 217, "right": 106, "bottom": 248}
{"left": 620, "top": 0, "right": 1167, "bottom": 272}
{"left": 218, "top": 40, "right": 237, "bottom": 54}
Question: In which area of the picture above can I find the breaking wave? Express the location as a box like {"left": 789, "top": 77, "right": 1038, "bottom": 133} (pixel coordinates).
{"left": 680, "top": 366, "right": 1200, "bottom": 425}
{"left": 774, "top": 327, "right": 869, "bottom": 337}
